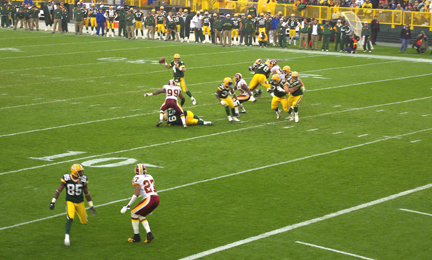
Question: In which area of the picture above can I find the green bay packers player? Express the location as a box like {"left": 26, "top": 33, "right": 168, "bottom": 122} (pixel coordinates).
{"left": 231, "top": 13, "right": 240, "bottom": 45}
{"left": 248, "top": 59, "right": 274, "bottom": 98}
{"left": 49, "top": 164, "right": 96, "bottom": 246}
{"left": 106, "top": 6, "right": 116, "bottom": 37}
{"left": 165, "top": 53, "right": 196, "bottom": 105}
{"left": 156, "top": 10, "right": 165, "bottom": 40}
{"left": 89, "top": 4, "right": 97, "bottom": 35}
{"left": 134, "top": 8, "right": 144, "bottom": 39}
{"left": 288, "top": 14, "right": 299, "bottom": 46}
{"left": 287, "top": 71, "right": 305, "bottom": 123}
{"left": 270, "top": 74, "right": 290, "bottom": 119}
{"left": 82, "top": 5, "right": 89, "bottom": 34}
{"left": 202, "top": 12, "right": 211, "bottom": 43}
{"left": 257, "top": 13, "right": 266, "bottom": 35}
{"left": 120, "top": 164, "right": 160, "bottom": 244}
{"left": 215, "top": 77, "right": 240, "bottom": 122}
{"left": 283, "top": 65, "right": 292, "bottom": 81}
{"left": 163, "top": 108, "right": 212, "bottom": 126}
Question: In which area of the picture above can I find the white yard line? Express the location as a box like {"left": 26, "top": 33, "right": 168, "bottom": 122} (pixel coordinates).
{"left": 295, "top": 241, "right": 376, "bottom": 260}
{"left": 301, "top": 60, "right": 400, "bottom": 73}
{"left": 179, "top": 181, "right": 432, "bottom": 260}
{"left": 399, "top": 208, "right": 432, "bottom": 217}
{"left": 1, "top": 128, "right": 431, "bottom": 231}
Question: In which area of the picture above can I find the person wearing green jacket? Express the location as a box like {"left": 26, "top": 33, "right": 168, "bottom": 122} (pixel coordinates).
{"left": 117, "top": 7, "right": 127, "bottom": 37}
{"left": 126, "top": 10, "right": 135, "bottom": 39}
{"left": 13, "top": 8, "right": 24, "bottom": 30}
{"left": 321, "top": 20, "right": 333, "bottom": 51}
{"left": 222, "top": 14, "right": 233, "bottom": 47}
{"left": 333, "top": 19, "right": 343, "bottom": 51}
{"left": 276, "top": 18, "right": 287, "bottom": 48}
{"left": 145, "top": 12, "right": 155, "bottom": 40}
{"left": 361, "top": 21, "right": 371, "bottom": 52}
{"left": 30, "top": 4, "right": 39, "bottom": 31}
{"left": 23, "top": 4, "right": 31, "bottom": 30}
{"left": 60, "top": 3, "right": 68, "bottom": 33}
{"left": 52, "top": 4, "right": 62, "bottom": 33}
{"left": 298, "top": 18, "right": 310, "bottom": 50}
{"left": 340, "top": 21, "right": 351, "bottom": 52}
{"left": 0, "top": 1, "right": 8, "bottom": 28}
{"left": 213, "top": 13, "right": 223, "bottom": 45}
{"left": 74, "top": 5, "right": 83, "bottom": 35}
{"left": 244, "top": 14, "right": 255, "bottom": 47}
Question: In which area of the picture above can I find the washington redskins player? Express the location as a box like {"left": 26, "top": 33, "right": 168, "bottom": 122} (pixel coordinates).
{"left": 233, "top": 73, "right": 255, "bottom": 113}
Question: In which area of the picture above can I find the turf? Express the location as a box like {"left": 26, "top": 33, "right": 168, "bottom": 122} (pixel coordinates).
{"left": 1, "top": 29, "right": 431, "bottom": 260}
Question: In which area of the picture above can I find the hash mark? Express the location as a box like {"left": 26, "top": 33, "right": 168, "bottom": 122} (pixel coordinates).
{"left": 410, "top": 140, "right": 421, "bottom": 143}
{"left": 332, "top": 131, "right": 343, "bottom": 134}
{"left": 358, "top": 134, "right": 369, "bottom": 137}
{"left": 307, "top": 129, "right": 319, "bottom": 132}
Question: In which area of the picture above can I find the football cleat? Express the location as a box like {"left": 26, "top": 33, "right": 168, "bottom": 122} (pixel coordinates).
{"left": 135, "top": 164, "right": 147, "bottom": 175}
{"left": 156, "top": 120, "right": 163, "bottom": 127}
{"left": 128, "top": 234, "right": 142, "bottom": 243}
{"left": 232, "top": 117, "right": 240, "bottom": 122}
{"left": 144, "top": 232, "right": 154, "bottom": 243}
{"left": 276, "top": 109, "right": 282, "bottom": 119}
{"left": 228, "top": 116, "right": 233, "bottom": 122}
{"left": 240, "top": 109, "right": 247, "bottom": 113}
{"left": 191, "top": 97, "right": 197, "bottom": 105}
{"left": 183, "top": 124, "right": 188, "bottom": 129}
{"left": 295, "top": 113, "right": 299, "bottom": 123}
{"left": 254, "top": 89, "right": 262, "bottom": 97}
{"left": 289, "top": 113, "right": 294, "bottom": 121}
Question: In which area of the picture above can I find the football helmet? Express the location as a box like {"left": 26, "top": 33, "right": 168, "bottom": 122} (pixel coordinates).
{"left": 160, "top": 6, "right": 164, "bottom": 9}
{"left": 268, "top": 59, "right": 277, "bottom": 68}
{"left": 109, "top": 6, "right": 113, "bottom": 9}
{"left": 205, "top": 11, "right": 209, "bottom": 15}
{"left": 213, "top": 13, "right": 217, "bottom": 17}
{"left": 184, "top": 9, "right": 188, "bottom": 13}
{"left": 292, "top": 71, "right": 299, "bottom": 78}
{"left": 234, "top": 13, "right": 238, "bottom": 17}
{"left": 135, "top": 164, "right": 147, "bottom": 175}
{"left": 283, "top": 66, "right": 291, "bottom": 74}
{"left": 254, "top": 59, "right": 262, "bottom": 65}
{"left": 233, "top": 73, "right": 242, "bottom": 82}
{"left": 272, "top": 74, "right": 281, "bottom": 84}
{"left": 173, "top": 53, "right": 180, "bottom": 62}
{"left": 70, "top": 164, "right": 84, "bottom": 182}
{"left": 168, "top": 79, "right": 176, "bottom": 86}
{"left": 223, "top": 77, "right": 233, "bottom": 88}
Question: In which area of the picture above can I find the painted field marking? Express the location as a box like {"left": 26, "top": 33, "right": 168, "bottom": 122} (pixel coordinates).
{"left": 410, "top": 140, "right": 421, "bottom": 143}
{"left": 358, "top": 134, "right": 369, "bottom": 137}
{"left": 309, "top": 73, "right": 432, "bottom": 92}
{"left": 376, "top": 110, "right": 385, "bottom": 112}
{"left": 332, "top": 131, "right": 344, "bottom": 134}
{"left": 1, "top": 128, "right": 432, "bottom": 231}
{"left": 302, "top": 60, "right": 400, "bottom": 73}
{"left": 1, "top": 95, "right": 432, "bottom": 140}
{"left": 400, "top": 112, "right": 408, "bottom": 114}
{"left": 334, "top": 105, "right": 342, "bottom": 108}
{"left": 399, "top": 208, "right": 432, "bottom": 217}
{"left": 283, "top": 126, "right": 294, "bottom": 129}
{"left": 89, "top": 104, "right": 101, "bottom": 107}
{"left": 307, "top": 128, "right": 319, "bottom": 132}
{"left": 179, "top": 182, "right": 432, "bottom": 260}
{"left": 421, "top": 114, "right": 429, "bottom": 117}
{"left": 295, "top": 241, "right": 376, "bottom": 260}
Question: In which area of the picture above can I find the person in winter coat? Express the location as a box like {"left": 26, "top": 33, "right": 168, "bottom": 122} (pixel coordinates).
{"left": 399, "top": 23, "right": 411, "bottom": 53}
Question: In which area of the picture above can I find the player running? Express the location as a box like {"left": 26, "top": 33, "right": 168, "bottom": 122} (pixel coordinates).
{"left": 165, "top": 53, "right": 197, "bottom": 105}
{"left": 248, "top": 59, "right": 276, "bottom": 98}
{"left": 287, "top": 71, "right": 305, "bottom": 123}
{"left": 144, "top": 79, "right": 187, "bottom": 128}
{"left": 233, "top": 72, "right": 255, "bottom": 114}
{"left": 215, "top": 77, "right": 240, "bottom": 122}
{"left": 270, "top": 74, "right": 290, "bottom": 119}
{"left": 120, "top": 164, "right": 160, "bottom": 244}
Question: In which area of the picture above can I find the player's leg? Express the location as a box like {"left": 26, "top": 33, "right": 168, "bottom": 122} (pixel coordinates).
{"left": 127, "top": 211, "right": 142, "bottom": 242}
{"left": 171, "top": 100, "right": 187, "bottom": 128}
{"left": 180, "top": 78, "right": 196, "bottom": 105}
{"left": 287, "top": 95, "right": 294, "bottom": 120}
{"left": 227, "top": 97, "right": 240, "bottom": 121}
{"left": 64, "top": 201, "right": 76, "bottom": 246}
{"left": 259, "top": 74, "right": 272, "bottom": 93}
{"left": 75, "top": 201, "right": 88, "bottom": 225}
{"left": 292, "top": 95, "right": 303, "bottom": 122}
{"left": 271, "top": 96, "right": 282, "bottom": 119}
{"left": 281, "top": 96, "right": 289, "bottom": 113}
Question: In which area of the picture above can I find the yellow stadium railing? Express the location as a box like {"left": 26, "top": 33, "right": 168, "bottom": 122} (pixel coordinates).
{"left": 402, "top": 11, "right": 432, "bottom": 30}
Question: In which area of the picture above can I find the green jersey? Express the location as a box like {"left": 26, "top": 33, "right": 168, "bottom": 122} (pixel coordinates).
{"left": 271, "top": 79, "right": 288, "bottom": 98}
{"left": 321, "top": 24, "right": 333, "bottom": 35}
{"left": 156, "top": 14, "right": 164, "bottom": 24}
{"left": 289, "top": 78, "right": 303, "bottom": 96}
{"left": 361, "top": 25, "right": 370, "bottom": 36}
{"left": 174, "top": 15, "right": 180, "bottom": 25}
{"left": 288, "top": 18, "right": 298, "bottom": 29}
{"left": 126, "top": 13, "right": 134, "bottom": 26}
{"left": 145, "top": 16, "right": 155, "bottom": 26}
{"left": 341, "top": 25, "right": 351, "bottom": 37}
{"left": 75, "top": 10, "right": 83, "bottom": 21}
{"left": 170, "top": 60, "right": 185, "bottom": 78}
{"left": 217, "top": 84, "right": 233, "bottom": 99}
{"left": 30, "top": 7, "right": 39, "bottom": 19}
{"left": 222, "top": 19, "right": 233, "bottom": 30}
{"left": 214, "top": 18, "right": 223, "bottom": 30}
{"left": 232, "top": 18, "right": 240, "bottom": 29}
{"left": 257, "top": 17, "right": 266, "bottom": 28}
{"left": 134, "top": 11, "right": 143, "bottom": 21}
{"left": 277, "top": 23, "right": 286, "bottom": 36}
{"left": 82, "top": 8, "right": 88, "bottom": 18}
{"left": 53, "top": 8, "right": 61, "bottom": 19}
{"left": 166, "top": 109, "right": 188, "bottom": 125}
{"left": 255, "top": 63, "right": 271, "bottom": 78}
{"left": 62, "top": 8, "right": 68, "bottom": 19}
{"left": 60, "top": 174, "right": 88, "bottom": 203}
{"left": 203, "top": 16, "right": 210, "bottom": 26}
{"left": 89, "top": 8, "right": 97, "bottom": 17}
{"left": 117, "top": 10, "right": 126, "bottom": 22}
{"left": 106, "top": 9, "right": 116, "bottom": 22}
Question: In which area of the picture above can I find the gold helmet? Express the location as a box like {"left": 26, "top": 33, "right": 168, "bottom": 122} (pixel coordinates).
{"left": 160, "top": 6, "right": 164, "bottom": 9}
{"left": 272, "top": 74, "right": 281, "bottom": 84}
{"left": 292, "top": 71, "right": 299, "bottom": 78}
{"left": 283, "top": 66, "right": 291, "bottom": 74}
{"left": 213, "top": 13, "right": 217, "bottom": 17}
{"left": 91, "top": 3, "right": 95, "bottom": 7}
{"left": 151, "top": 8, "right": 155, "bottom": 12}
{"left": 70, "top": 164, "right": 84, "bottom": 182}
{"left": 223, "top": 77, "right": 232, "bottom": 87}
{"left": 184, "top": 9, "right": 188, "bottom": 13}
{"left": 173, "top": 53, "right": 180, "bottom": 61}
{"left": 204, "top": 11, "right": 209, "bottom": 15}
{"left": 135, "top": 164, "right": 147, "bottom": 175}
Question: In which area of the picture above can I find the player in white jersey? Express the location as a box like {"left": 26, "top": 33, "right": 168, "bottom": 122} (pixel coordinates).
{"left": 121, "top": 164, "right": 160, "bottom": 244}
{"left": 270, "top": 64, "right": 284, "bottom": 80}
{"left": 144, "top": 79, "right": 187, "bottom": 128}
{"left": 233, "top": 73, "right": 255, "bottom": 113}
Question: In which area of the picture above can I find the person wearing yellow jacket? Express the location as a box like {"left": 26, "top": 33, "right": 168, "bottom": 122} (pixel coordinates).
{"left": 258, "top": 30, "right": 268, "bottom": 48}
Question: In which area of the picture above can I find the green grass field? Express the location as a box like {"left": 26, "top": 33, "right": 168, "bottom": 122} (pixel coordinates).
{"left": 1, "top": 29, "right": 432, "bottom": 260}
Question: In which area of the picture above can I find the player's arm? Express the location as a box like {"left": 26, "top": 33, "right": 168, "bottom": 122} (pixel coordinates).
{"left": 179, "top": 92, "right": 185, "bottom": 106}
{"left": 83, "top": 185, "right": 96, "bottom": 216}
{"left": 121, "top": 184, "right": 140, "bottom": 213}
{"left": 179, "top": 64, "right": 186, "bottom": 72}
{"left": 49, "top": 183, "right": 64, "bottom": 210}
{"left": 283, "top": 84, "right": 290, "bottom": 94}
{"left": 144, "top": 89, "right": 165, "bottom": 97}
{"left": 165, "top": 62, "right": 172, "bottom": 69}
{"left": 241, "top": 84, "right": 253, "bottom": 96}
{"left": 215, "top": 88, "right": 222, "bottom": 102}
{"left": 299, "top": 77, "right": 306, "bottom": 91}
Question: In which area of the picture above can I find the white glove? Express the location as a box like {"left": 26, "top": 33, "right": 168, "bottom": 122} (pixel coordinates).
{"left": 301, "top": 86, "right": 306, "bottom": 92}
{"left": 120, "top": 205, "right": 130, "bottom": 214}
{"left": 220, "top": 100, "right": 226, "bottom": 106}
{"left": 144, "top": 93, "right": 152, "bottom": 97}
{"left": 250, "top": 96, "right": 256, "bottom": 102}
{"left": 233, "top": 99, "right": 240, "bottom": 106}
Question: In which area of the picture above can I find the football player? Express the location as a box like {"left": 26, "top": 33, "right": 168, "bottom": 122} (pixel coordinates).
{"left": 49, "top": 164, "right": 96, "bottom": 246}
{"left": 287, "top": 71, "right": 305, "bottom": 123}
{"left": 155, "top": 10, "right": 165, "bottom": 40}
{"left": 248, "top": 59, "right": 275, "bottom": 98}
{"left": 89, "top": 3, "right": 97, "bottom": 35}
{"left": 288, "top": 14, "right": 299, "bottom": 46}
{"left": 233, "top": 72, "right": 255, "bottom": 114}
{"left": 134, "top": 8, "right": 144, "bottom": 39}
{"left": 82, "top": 5, "right": 89, "bottom": 34}
{"left": 202, "top": 12, "right": 211, "bottom": 43}
{"left": 270, "top": 74, "right": 290, "bottom": 119}
{"left": 231, "top": 13, "right": 240, "bottom": 45}
{"left": 215, "top": 77, "right": 240, "bottom": 122}
{"left": 120, "top": 164, "right": 160, "bottom": 244}
{"left": 144, "top": 79, "right": 187, "bottom": 128}
{"left": 105, "top": 6, "right": 116, "bottom": 37}
{"left": 164, "top": 53, "right": 196, "bottom": 105}
{"left": 163, "top": 108, "right": 212, "bottom": 126}
{"left": 283, "top": 65, "right": 292, "bottom": 81}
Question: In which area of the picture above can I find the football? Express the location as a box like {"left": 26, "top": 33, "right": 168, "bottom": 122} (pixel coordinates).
{"left": 159, "top": 57, "right": 165, "bottom": 64}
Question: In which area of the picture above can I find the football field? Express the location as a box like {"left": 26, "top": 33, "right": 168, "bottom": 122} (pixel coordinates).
{"left": 1, "top": 29, "right": 432, "bottom": 260}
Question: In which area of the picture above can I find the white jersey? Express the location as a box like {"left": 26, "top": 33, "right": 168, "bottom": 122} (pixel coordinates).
{"left": 132, "top": 174, "right": 158, "bottom": 199}
{"left": 163, "top": 84, "right": 182, "bottom": 101}
{"left": 235, "top": 79, "right": 249, "bottom": 96}
{"left": 271, "top": 65, "right": 284, "bottom": 80}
